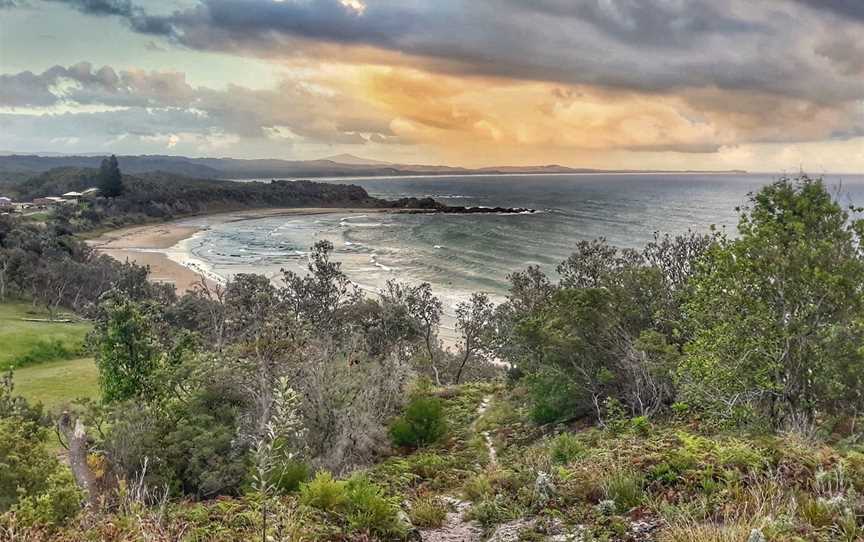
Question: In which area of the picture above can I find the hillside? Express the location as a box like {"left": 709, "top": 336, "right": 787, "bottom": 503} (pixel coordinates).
{"left": 0, "top": 154, "right": 747, "bottom": 181}
{"left": 1, "top": 175, "right": 863, "bottom": 541}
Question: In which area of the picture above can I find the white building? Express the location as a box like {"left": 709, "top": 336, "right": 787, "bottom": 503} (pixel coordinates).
{"left": 0, "top": 197, "right": 12, "bottom": 208}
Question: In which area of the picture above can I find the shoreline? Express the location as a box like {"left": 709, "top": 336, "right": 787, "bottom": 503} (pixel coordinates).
{"left": 88, "top": 207, "right": 390, "bottom": 295}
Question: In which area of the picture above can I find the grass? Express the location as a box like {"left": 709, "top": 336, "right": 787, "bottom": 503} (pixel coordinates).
{"left": 13, "top": 357, "right": 99, "bottom": 411}
{"left": 0, "top": 301, "right": 90, "bottom": 369}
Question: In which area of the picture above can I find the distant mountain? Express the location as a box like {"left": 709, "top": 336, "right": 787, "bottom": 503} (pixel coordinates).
{"left": 322, "top": 153, "right": 391, "bottom": 166}
{"left": 0, "top": 153, "right": 747, "bottom": 181}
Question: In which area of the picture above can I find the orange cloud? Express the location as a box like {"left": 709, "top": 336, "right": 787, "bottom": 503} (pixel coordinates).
{"left": 343, "top": 65, "right": 860, "bottom": 167}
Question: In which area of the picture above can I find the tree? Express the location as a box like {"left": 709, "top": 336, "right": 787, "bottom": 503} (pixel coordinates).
{"left": 679, "top": 176, "right": 864, "bottom": 428}
{"left": 98, "top": 155, "right": 123, "bottom": 198}
{"left": 281, "top": 241, "right": 360, "bottom": 332}
{"left": 454, "top": 292, "right": 494, "bottom": 384}
{"left": 494, "top": 234, "right": 712, "bottom": 422}
{"left": 380, "top": 281, "right": 443, "bottom": 383}
{"left": 91, "top": 292, "right": 164, "bottom": 403}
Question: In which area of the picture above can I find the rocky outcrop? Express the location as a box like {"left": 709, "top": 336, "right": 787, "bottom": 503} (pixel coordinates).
{"left": 389, "top": 197, "right": 535, "bottom": 214}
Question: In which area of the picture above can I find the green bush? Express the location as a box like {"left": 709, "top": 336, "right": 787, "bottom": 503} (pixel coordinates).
{"left": 299, "top": 472, "right": 407, "bottom": 537}
{"left": 409, "top": 495, "right": 448, "bottom": 528}
{"left": 0, "top": 418, "right": 81, "bottom": 525}
{"left": 10, "top": 339, "right": 76, "bottom": 368}
{"left": 629, "top": 416, "right": 651, "bottom": 436}
{"left": 299, "top": 471, "right": 348, "bottom": 513}
{"left": 390, "top": 395, "right": 447, "bottom": 448}
{"left": 602, "top": 470, "right": 644, "bottom": 512}
{"left": 268, "top": 460, "right": 310, "bottom": 494}
{"left": 345, "top": 475, "right": 407, "bottom": 538}
{"left": 12, "top": 469, "right": 82, "bottom": 528}
{"left": 549, "top": 432, "right": 585, "bottom": 464}
{"left": 527, "top": 373, "right": 584, "bottom": 424}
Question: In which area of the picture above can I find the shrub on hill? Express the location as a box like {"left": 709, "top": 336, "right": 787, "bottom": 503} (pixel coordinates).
{"left": 390, "top": 395, "right": 447, "bottom": 448}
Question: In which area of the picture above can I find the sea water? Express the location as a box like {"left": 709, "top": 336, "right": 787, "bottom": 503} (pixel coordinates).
{"left": 170, "top": 173, "right": 864, "bottom": 341}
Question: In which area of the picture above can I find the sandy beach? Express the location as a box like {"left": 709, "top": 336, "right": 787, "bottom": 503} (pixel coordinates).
{"left": 89, "top": 207, "right": 388, "bottom": 295}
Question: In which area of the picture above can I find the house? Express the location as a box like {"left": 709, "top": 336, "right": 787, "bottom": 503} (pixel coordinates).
{"left": 62, "top": 191, "right": 83, "bottom": 202}
{"left": 82, "top": 187, "right": 100, "bottom": 198}
{"left": 32, "top": 196, "right": 70, "bottom": 207}
{"left": 0, "top": 197, "right": 12, "bottom": 209}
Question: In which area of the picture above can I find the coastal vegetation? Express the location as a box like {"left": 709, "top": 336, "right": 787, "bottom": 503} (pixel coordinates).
{"left": 2, "top": 172, "right": 864, "bottom": 541}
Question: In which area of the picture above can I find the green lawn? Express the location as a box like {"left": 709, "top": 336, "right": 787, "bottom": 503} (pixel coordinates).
{"left": 13, "top": 357, "right": 99, "bottom": 411}
{"left": 1, "top": 301, "right": 98, "bottom": 410}
{"left": 0, "top": 301, "right": 91, "bottom": 369}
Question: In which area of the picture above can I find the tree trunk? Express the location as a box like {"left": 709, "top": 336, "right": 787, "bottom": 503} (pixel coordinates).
{"left": 425, "top": 329, "right": 441, "bottom": 386}
{"left": 454, "top": 344, "right": 471, "bottom": 385}
{"left": 58, "top": 412, "right": 100, "bottom": 507}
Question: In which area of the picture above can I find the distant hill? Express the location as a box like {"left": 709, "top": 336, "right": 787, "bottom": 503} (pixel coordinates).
{"left": 0, "top": 153, "right": 747, "bottom": 182}
{"left": 322, "top": 153, "right": 391, "bottom": 166}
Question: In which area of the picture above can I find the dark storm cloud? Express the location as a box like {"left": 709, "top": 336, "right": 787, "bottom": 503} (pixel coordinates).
{"left": 47, "top": 0, "right": 134, "bottom": 16}
{"left": 37, "top": 0, "right": 862, "bottom": 104}
{"left": 792, "top": 0, "right": 864, "bottom": 20}
{"left": 502, "top": 0, "right": 763, "bottom": 48}
{"left": 44, "top": 0, "right": 175, "bottom": 33}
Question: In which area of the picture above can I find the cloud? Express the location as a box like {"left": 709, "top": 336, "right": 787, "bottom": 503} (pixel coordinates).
{"left": 33, "top": 0, "right": 863, "bottom": 104}
{"left": 3, "top": 2, "right": 864, "bottom": 168}
{"left": 792, "top": 0, "right": 864, "bottom": 21}
{"left": 0, "top": 62, "right": 399, "bottom": 150}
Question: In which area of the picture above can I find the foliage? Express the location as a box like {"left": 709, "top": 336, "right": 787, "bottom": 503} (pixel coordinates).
{"left": 409, "top": 495, "right": 448, "bottom": 528}
{"left": 454, "top": 292, "right": 495, "bottom": 384}
{"left": 10, "top": 339, "right": 76, "bottom": 368}
{"left": 0, "top": 418, "right": 81, "bottom": 524}
{"left": 97, "top": 155, "right": 124, "bottom": 198}
{"left": 549, "top": 432, "right": 586, "bottom": 464}
{"left": 343, "top": 474, "right": 408, "bottom": 538}
{"left": 11, "top": 469, "right": 82, "bottom": 528}
{"left": 680, "top": 176, "right": 864, "bottom": 427}
{"left": 299, "top": 471, "right": 349, "bottom": 512}
{"left": 390, "top": 394, "right": 447, "bottom": 448}
{"left": 103, "top": 374, "right": 250, "bottom": 498}
{"left": 90, "top": 292, "right": 167, "bottom": 403}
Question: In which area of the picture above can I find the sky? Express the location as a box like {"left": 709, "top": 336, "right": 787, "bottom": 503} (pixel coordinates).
{"left": 1, "top": 0, "right": 863, "bottom": 172}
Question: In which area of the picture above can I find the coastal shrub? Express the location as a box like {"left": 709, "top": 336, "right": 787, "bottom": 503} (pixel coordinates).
{"left": 268, "top": 460, "right": 310, "bottom": 494}
{"left": 390, "top": 395, "right": 446, "bottom": 448}
{"left": 0, "top": 418, "right": 81, "bottom": 523}
{"left": 602, "top": 470, "right": 644, "bottom": 512}
{"left": 344, "top": 475, "right": 407, "bottom": 538}
{"left": 91, "top": 293, "right": 165, "bottom": 403}
{"left": 103, "top": 385, "right": 248, "bottom": 499}
{"left": 549, "top": 432, "right": 585, "bottom": 465}
{"left": 12, "top": 469, "right": 82, "bottom": 528}
{"left": 715, "top": 439, "right": 767, "bottom": 472}
{"left": 526, "top": 372, "right": 583, "bottom": 424}
{"left": 299, "top": 472, "right": 348, "bottom": 513}
{"left": 409, "top": 495, "right": 448, "bottom": 528}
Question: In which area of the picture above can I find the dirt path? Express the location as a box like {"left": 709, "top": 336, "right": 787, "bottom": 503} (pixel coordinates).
{"left": 418, "top": 394, "right": 496, "bottom": 542}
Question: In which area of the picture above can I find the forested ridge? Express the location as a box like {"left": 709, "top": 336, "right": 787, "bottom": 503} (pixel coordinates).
{"left": 3, "top": 175, "right": 864, "bottom": 541}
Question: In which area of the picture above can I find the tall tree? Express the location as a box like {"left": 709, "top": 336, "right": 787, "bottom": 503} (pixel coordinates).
{"left": 98, "top": 155, "right": 123, "bottom": 198}
{"left": 680, "top": 176, "right": 864, "bottom": 428}
{"left": 454, "top": 292, "right": 494, "bottom": 384}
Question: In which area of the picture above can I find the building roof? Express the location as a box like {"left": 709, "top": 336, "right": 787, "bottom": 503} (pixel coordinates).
{"left": 82, "top": 187, "right": 100, "bottom": 194}
{"left": 0, "top": 197, "right": 11, "bottom": 202}
{"left": 62, "top": 191, "right": 83, "bottom": 197}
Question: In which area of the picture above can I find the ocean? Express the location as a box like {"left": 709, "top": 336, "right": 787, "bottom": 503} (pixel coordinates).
{"left": 170, "top": 173, "right": 864, "bottom": 340}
